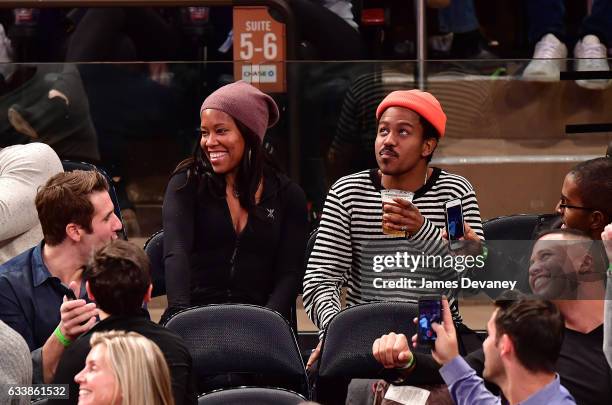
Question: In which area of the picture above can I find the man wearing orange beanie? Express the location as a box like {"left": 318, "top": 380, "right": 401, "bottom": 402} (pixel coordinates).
{"left": 303, "top": 89, "right": 484, "bottom": 366}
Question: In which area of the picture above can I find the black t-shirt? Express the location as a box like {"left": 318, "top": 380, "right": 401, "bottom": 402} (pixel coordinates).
{"left": 396, "top": 325, "right": 612, "bottom": 405}
{"left": 50, "top": 312, "right": 197, "bottom": 405}
{"left": 557, "top": 325, "right": 612, "bottom": 405}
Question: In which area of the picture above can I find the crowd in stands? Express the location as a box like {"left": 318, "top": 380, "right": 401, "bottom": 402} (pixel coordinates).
{"left": 0, "top": 3, "right": 611, "bottom": 405}
{"left": 1, "top": 78, "right": 611, "bottom": 404}
{"left": 0, "top": 2, "right": 610, "bottom": 234}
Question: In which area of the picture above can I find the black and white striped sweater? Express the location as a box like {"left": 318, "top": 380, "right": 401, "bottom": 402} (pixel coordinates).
{"left": 303, "top": 167, "right": 484, "bottom": 335}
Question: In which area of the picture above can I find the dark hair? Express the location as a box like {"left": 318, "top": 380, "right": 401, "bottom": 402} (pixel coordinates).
{"left": 84, "top": 240, "right": 151, "bottom": 316}
{"left": 419, "top": 116, "right": 439, "bottom": 163}
{"left": 569, "top": 157, "right": 612, "bottom": 221}
{"left": 35, "top": 170, "right": 109, "bottom": 246}
{"left": 172, "top": 118, "right": 277, "bottom": 213}
{"left": 493, "top": 298, "right": 564, "bottom": 373}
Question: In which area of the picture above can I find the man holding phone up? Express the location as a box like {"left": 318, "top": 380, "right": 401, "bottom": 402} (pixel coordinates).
{"left": 303, "top": 89, "right": 484, "bottom": 367}
{"left": 374, "top": 297, "right": 576, "bottom": 404}
{"left": 0, "top": 171, "right": 122, "bottom": 383}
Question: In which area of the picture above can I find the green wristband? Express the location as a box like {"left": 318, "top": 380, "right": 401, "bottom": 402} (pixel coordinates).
{"left": 481, "top": 244, "right": 489, "bottom": 261}
{"left": 400, "top": 353, "right": 416, "bottom": 370}
{"left": 54, "top": 326, "right": 72, "bottom": 347}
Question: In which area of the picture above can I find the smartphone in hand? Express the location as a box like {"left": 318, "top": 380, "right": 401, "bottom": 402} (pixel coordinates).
{"left": 417, "top": 295, "right": 442, "bottom": 346}
{"left": 64, "top": 288, "right": 77, "bottom": 301}
{"left": 444, "top": 199, "right": 464, "bottom": 250}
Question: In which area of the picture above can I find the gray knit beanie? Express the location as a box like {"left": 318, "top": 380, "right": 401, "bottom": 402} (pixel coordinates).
{"left": 200, "top": 81, "right": 280, "bottom": 141}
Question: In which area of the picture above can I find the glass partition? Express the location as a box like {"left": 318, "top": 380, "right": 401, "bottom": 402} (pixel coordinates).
{"left": 1, "top": 59, "right": 610, "bottom": 310}
{"left": 0, "top": 5, "right": 610, "bottom": 332}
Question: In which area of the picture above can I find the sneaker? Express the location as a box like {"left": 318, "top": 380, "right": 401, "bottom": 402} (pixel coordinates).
{"left": 523, "top": 33, "right": 568, "bottom": 81}
{"left": 574, "top": 34, "right": 611, "bottom": 90}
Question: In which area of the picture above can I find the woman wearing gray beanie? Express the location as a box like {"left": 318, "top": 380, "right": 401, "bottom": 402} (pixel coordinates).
{"left": 161, "top": 81, "right": 308, "bottom": 322}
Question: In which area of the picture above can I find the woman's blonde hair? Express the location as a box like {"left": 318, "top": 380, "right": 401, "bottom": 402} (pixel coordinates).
{"left": 89, "top": 330, "right": 174, "bottom": 405}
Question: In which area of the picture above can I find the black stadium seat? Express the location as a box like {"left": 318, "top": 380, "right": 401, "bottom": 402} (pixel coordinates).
{"left": 143, "top": 229, "right": 166, "bottom": 297}
{"left": 315, "top": 301, "right": 418, "bottom": 403}
{"left": 164, "top": 304, "right": 310, "bottom": 398}
{"left": 303, "top": 228, "right": 318, "bottom": 278}
{"left": 482, "top": 214, "right": 541, "bottom": 241}
{"left": 198, "top": 387, "right": 306, "bottom": 405}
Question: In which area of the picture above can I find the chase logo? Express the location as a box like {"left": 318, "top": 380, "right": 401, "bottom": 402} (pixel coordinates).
{"left": 242, "top": 65, "right": 277, "bottom": 83}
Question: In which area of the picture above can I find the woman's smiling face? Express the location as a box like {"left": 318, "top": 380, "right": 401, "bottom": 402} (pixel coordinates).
{"left": 200, "top": 109, "right": 246, "bottom": 175}
{"left": 75, "top": 344, "right": 121, "bottom": 405}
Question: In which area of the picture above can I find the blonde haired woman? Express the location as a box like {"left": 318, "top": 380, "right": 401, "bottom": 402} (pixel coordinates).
{"left": 75, "top": 331, "right": 174, "bottom": 405}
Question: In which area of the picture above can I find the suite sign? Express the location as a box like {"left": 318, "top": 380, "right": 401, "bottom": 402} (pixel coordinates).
{"left": 233, "top": 7, "right": 286, "bottom": 92}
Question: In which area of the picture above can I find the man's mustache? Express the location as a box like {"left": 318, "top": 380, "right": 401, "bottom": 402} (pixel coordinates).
{"left": 379, "top": 147, "right": 398, "bottom": 157}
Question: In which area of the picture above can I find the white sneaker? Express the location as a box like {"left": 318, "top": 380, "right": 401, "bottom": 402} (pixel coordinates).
{"left": 574, "top": 34, "right": 611, "bottom": 90}
{"left": 523, "top": 33, "right": 568, "bottom": 81}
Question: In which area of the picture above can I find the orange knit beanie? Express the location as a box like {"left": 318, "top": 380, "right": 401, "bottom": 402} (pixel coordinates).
{"left": 375, "top": 89, "right": 446, "bottom": 138}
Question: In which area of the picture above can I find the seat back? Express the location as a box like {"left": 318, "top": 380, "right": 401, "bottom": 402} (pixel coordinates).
{"left": 316, "top": 301, "right": 418, "bottom": 402}
{"left": 303, "top": 228, "right": 318, "bottom": 276}
{"left": 198, "top": 387, "right": 306, "bottom": 405}
{"left": 164, "top": 304, "right": 309, "bottom": 398}
{"left": 143, "top": 230, "right": 165, "bottom": 297}
{"left": 61, "top": 159, "right": 127, "bottom": 240}
{"left": 482, "top": 214, "right": 541, "bottom": 241}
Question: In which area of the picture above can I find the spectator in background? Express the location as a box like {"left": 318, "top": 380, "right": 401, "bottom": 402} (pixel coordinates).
{"left": 51, "top": 240, "right": 196, "bottom": 405}
{"left": 523, "top": 0, "right": 612, "bottom": 89}
{"left": 373, "top": 229, "right": 611, "bottom": 405}
{"left": 0, "top": 170, "right": 122, "bottom": 383}
{"left": 75, "top": 331, "right": 174, "bottom": 405}
{"left": 556, "top": 157, "right": 611, "bottom": 240}
{"left": 529, "top": 229, "right": 608, "bottom": 301}
{"left": 0, "top": 319, "right": 32, "bottom": 405}
{"left": 162, "top": 81, "right": 308, "bottom": 323}
{"left": 0, "top": 21, "right": 100, "bottom": 163}
{"left": 328, "top": 66, "right": 415, "bottom": 175}
{"left": 382, "top": 296, "right": 576, "bottom": 405}
{"left": 434, "top": 0, "right": 496, "bottom": 59}
{"left": 304, "top": 89, "right": 484, "bottom": 367}
{"left": 0, "top": 143, "right": 62, "bottom": 264}
{"left": 63, "top": 7, "right": 188, "bottom": 237}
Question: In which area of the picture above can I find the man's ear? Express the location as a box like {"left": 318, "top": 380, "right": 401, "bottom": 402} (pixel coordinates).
{"left": 499, "top": 334, "right": 513, "bottom": 358}
{"left": 85, "top": 281, "right": 95, "bottom": 301}
{"left": 143, "top": 284, "right": 153, "bottom": 304}
{"left": 421, "top": 138, "right": 438, "bottom": 159}
{"left": 65, "top": 223, "right": 82, "bottom": 243}
{"left": 590, "top": 210, "right": 607, "bottom": 233}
